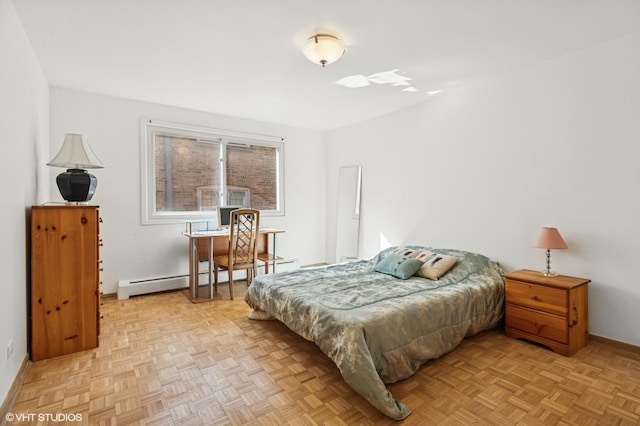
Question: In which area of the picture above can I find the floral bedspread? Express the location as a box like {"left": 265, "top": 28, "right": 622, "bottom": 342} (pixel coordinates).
{"left": 244, "top": 247, "right": 505, "bottom": 420}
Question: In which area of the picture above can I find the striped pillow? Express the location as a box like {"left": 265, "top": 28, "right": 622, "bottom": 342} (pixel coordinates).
{"left": 414, "top": 251, "right": 458, "bottom": 280}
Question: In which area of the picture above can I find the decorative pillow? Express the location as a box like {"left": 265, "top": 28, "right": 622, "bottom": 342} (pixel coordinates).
{"left": 414, "top": 251, "right": 458, "bottom": 280}
{"left": 390, "top": 246, "right": 419, "bottom": 258}
{"left": 374, "top": 254, "right": 423, "bottom": 279}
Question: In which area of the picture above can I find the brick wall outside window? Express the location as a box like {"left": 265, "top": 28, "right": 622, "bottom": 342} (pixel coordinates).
{"left": 154, "top": 136, "right": 277, "bottom": 212}
{"left": 226, "top": 145, "right": 277, "bottom": 210}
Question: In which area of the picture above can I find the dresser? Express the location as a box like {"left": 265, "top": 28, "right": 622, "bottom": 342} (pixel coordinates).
{"left": 504, "top": 269, "right": 590, "bottom": 356}
{"left": 30, "top": 205, "right": 102, "bottom": 361}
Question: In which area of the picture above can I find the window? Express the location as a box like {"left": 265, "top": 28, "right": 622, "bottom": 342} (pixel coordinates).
{"left": 141, "top": 119, "right": 284, "bottom": 224}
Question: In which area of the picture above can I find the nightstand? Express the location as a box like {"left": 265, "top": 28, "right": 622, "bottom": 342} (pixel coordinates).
{"left": 503, "top": 269, "right": 590, "bottom": 356}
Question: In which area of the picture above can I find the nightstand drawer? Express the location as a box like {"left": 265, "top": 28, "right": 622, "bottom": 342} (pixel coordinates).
{"left": 506, "top": 279, "right": 567, "bottom": 316}
{"left": 506, "top": 304, "right": 568, "bottom": 344}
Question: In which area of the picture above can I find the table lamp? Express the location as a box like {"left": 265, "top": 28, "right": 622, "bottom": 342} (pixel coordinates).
{"left": 533, "top": 227, "right": 568, "bottom": 277}
{"left": 47, "top": 133, "right": 104, "bottom": 204}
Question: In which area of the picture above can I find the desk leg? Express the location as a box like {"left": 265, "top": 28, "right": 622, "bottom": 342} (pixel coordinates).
{"left": 272, "top": 234, "right": 278, "bottom": 273}
{"left": 191, "top": 238, "right": 198, "bottom": 300}
{"left": 208, "top": 237, "right": 214, "bottom": 299}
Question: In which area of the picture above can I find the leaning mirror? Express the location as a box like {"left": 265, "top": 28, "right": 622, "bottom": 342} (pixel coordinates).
{"left": 335, "top": 165, "right": 362, "bottom": 263}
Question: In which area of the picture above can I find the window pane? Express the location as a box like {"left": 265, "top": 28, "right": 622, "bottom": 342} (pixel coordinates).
{"left": 154, "top": 134, "right": 220, "bottom": 212}
{"left": 142, "top": 119, "right": 284, "bottom": 224}
{"left": 226, "top": 144, "right": 278, "bottom": 210}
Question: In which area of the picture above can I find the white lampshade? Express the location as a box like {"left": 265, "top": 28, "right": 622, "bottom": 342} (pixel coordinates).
{"left": 302, "top": 34, "right": 345, "bottom": 67}
{"left": 47, "top": 133, "right": 104, "bottom": 169}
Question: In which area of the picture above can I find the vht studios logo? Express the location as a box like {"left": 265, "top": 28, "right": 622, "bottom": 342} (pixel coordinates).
{"left": 5, "top": 413, "right": 83, "bottom": 422}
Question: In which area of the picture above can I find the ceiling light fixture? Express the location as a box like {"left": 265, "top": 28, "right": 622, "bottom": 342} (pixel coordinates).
{"left": 302, "top": 34, "right": 344, "bottom": 67}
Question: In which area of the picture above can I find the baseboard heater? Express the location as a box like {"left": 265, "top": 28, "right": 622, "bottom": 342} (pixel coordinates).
{"left": 117, "top": 274, "right": 189, "bottom": 300}
{"left": 117, "top": 259, "right": 297, "bottom": 300}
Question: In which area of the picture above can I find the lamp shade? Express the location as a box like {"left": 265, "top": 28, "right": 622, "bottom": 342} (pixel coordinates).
{"left": 302, "top": 34, "right": 345, "bottom": 67}
{"left": 47, "top": 134, "right": 104, "bottom": 169}
{"left": 533, "top": 227, "right": 568, "bottom": 249}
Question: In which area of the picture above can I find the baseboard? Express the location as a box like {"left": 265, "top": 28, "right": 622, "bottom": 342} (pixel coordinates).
{"left": 590, "top": 334, "right": 640, "bottom": 355}
{"left": 0, "top": 354, "right": 30, "bottom": 421}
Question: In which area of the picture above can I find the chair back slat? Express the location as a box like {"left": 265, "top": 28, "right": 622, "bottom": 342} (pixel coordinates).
{"left": 228, "top": 209, "right": 260, "bottom": 265}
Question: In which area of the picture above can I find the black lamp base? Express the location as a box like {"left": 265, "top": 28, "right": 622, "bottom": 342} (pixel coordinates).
{"left": 56, "top": 169, "right": 98, "bottom": 203}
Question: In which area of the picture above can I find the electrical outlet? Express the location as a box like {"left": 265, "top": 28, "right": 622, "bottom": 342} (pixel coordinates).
{"left": 6, "top": 339, "right": 13, "bottom": 360}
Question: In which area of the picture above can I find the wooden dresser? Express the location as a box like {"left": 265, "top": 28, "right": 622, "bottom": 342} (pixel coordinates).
{"left": 504, "top": 269, "right": 590, "bottom": 356}
{"left": 30, "top": 205, "right": 102, "bottom": 361}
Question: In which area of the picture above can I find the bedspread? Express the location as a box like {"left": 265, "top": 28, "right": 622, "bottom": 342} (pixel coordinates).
{"left": 244, "top": 247, "right": 504, "bottom": 419}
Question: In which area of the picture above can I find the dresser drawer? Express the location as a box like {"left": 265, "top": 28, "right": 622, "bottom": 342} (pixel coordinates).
{"left": 506, "top": 304, "right": 568, "bottom": 344}
{"left": 505, "top": 279, "right": 567, "bottom": 316}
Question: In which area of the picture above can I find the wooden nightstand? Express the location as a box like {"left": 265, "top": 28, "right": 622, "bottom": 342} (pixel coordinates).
{"left": 503, "top": 269, "right": 590, "bottom": 356}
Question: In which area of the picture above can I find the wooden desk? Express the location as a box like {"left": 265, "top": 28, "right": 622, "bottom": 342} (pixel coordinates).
{"left": 183, "top": 228, "right": 284, "bottom": 300}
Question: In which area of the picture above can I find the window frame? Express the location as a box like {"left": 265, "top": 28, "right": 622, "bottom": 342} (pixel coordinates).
{"left": 140, "top": 118, "right": 284, "bottom": 225}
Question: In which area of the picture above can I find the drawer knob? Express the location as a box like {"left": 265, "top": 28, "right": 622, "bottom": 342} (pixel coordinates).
{"left": 530, "top": 295, "right": 539, "bottom": 301}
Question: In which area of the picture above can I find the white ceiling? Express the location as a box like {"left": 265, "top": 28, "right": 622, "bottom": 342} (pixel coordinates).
{"left": 12, "top": 0, "right": 640, "bottom": 131}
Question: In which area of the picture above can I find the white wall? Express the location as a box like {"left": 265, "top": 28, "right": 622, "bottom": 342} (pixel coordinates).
{"left": 50, "top": 89, "right": 327, "bottom": 295}
{"left": 327, "top": 33, "right": 640, "bottom": 346}
{"left": 0, "top": 0, "right": 49, "bottom": 404}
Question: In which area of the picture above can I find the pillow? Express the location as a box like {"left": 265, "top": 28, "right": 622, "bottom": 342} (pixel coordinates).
{"left": 414, "top": 251, "right": 458, "bottom": 280}
{"left": 390, "top": 246, "right": 419, "bottom": 258}
{"left": 374, "top": 254, "right": 423, "bottom": 279}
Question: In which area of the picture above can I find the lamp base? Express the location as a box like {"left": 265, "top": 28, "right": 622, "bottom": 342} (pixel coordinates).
{"left": 56, "top": 169, "right": 98, "bottom": 203}
{"left": 538, "top": 249, "right": 559, "bottom": 277}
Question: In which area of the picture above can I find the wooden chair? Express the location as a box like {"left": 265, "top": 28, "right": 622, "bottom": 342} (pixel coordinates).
{"left": 213, "top": 208, "right": 260, "bottom": 299}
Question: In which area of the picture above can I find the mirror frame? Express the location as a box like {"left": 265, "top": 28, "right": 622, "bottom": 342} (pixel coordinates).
{"left": 335, "top": 165, "right": 362, "bottom": 263}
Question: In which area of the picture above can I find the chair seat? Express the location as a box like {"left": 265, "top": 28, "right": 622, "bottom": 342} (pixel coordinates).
{"left": 213, "top": 255, "right": 255, "bottom": 270}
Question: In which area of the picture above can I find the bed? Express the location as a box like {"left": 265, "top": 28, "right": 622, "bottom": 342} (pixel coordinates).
{"left": 244, "top": 246, "right": 505, "bottom": 419}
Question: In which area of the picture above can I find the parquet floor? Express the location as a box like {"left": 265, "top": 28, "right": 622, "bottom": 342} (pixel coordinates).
{"left": 6, "top": 282, "right": 640, "bottom": 425}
